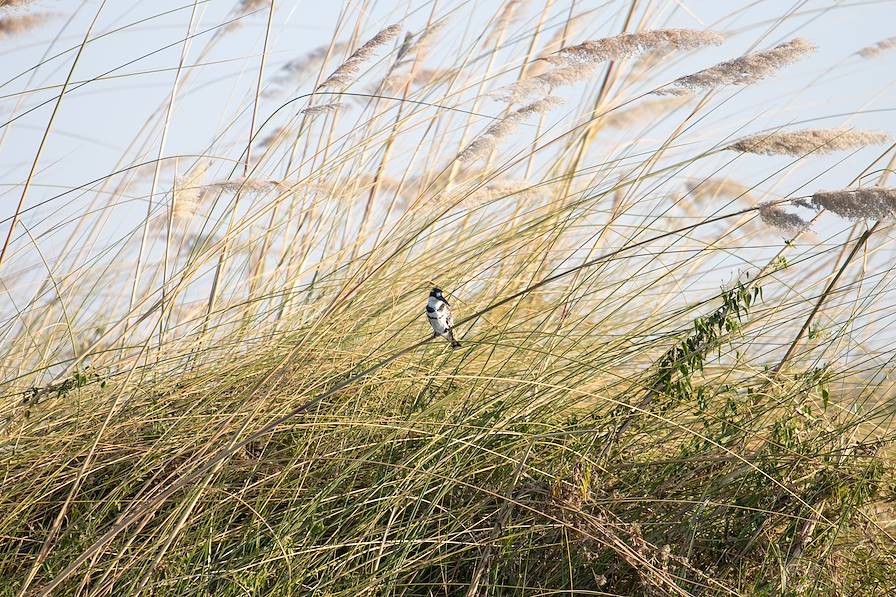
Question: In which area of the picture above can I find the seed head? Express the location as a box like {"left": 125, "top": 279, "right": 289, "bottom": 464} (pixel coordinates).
{"left": 301, "top": 102, "right": 348, "bottom": 115}
{"left": 499, "top": 29, "right": 723, "bottom": 102}
{"left": 725, "top": 128, "right": 890, "bottom": 156}
{"left": 318, "top": 24, "right": 402, "bottom": 90}
{"left": 458, "top": 97, "right": 563, "bottom": 162}
{"left": 173, "top": 162, "right": 211, "bottom": 221}
{"left": 0, "top": 12, "right": 51, "bottom": 37}
{"left": 657, "top": 38, "right": 817, "bottom": 95}
{"left": 205, "top": 178, "right": 285, "bottom": 194}
{"left": 758, "top": 203, "right": 808, "bottom": 233}
{"left": 602, "top": 94, "right": 693, "bottom": 130}
{"left": 686, "top": 178, "right": 754, "bottom": 204}
{"left": 856, "top": 36, "right": 896, "bottom": 59}
{"left": 810, "top": 187, "right": 896, "bottom": 221}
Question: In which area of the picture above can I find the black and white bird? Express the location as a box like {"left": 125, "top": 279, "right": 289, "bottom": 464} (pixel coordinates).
{"left": 426, "top": 287, "right": 460, "bottom": 348}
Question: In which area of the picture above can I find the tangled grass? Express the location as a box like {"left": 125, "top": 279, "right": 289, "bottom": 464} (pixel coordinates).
{"left": 2, "top": 1, "right": 896, "bottom": 595}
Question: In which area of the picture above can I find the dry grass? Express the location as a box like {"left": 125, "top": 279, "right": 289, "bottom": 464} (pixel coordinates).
{"left": 658, "top": 37, "right": 817, "bottom": 95}
{"left": 1, "top": 2, "right": 896, "bottom": 596}
{"left": 726, "top": 128, "right": 891, "bottom": 156}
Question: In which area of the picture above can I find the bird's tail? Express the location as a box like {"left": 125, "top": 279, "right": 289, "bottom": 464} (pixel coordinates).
{"left": 448, "top": 330, "right": 461, "bottom": 349}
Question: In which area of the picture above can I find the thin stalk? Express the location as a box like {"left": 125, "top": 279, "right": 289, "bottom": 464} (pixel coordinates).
{"left": 773, "top": 223, "right": 877, "bottom": 376}
{"left": 158, "top": 1, "right": 202, "bottom": 348}
{"left": 205, "top": 0, "right": 276, "bottom": 336}
{"left": 0, "top": 2, "right": 107, "bottom": 270}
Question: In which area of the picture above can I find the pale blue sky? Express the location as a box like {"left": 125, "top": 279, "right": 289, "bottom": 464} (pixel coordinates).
{"left": 1, "top": 0, "right": 895, "bottom": 262}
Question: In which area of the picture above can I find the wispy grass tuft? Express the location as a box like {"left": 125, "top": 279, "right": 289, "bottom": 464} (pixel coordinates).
{"left": 856, "top": 36, "right": 896, "bottom": 59}
{"left": 657, "top": 37, "right": 817, "bottom": 95}
{"left": 726, "top": 128, "right": 891, "bottom": 156}
{"left": 458, "top": 95, "right": 563, "bottom": 161}
{"left": 317, "top": 23, "right": 402, "bottom": 90}
{"left": 810, "top": 186, "right": 896, "bottom": 220}
{"left": 500, "top": 29, "right": 723, "bottom": 101}
{"left": 0, "top": 10, "right": 51, "bottom": 37}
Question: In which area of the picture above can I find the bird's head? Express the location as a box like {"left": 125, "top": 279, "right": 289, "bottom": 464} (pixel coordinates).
{"left": 430, "top": 287, "right": 447, "bottom": 303}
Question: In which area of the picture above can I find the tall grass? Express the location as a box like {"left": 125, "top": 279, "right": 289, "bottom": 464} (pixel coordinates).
{"left": 2, "top": 1, "right": 896, "bottom": 595}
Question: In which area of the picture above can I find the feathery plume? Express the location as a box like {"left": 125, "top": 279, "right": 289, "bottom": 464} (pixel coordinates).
{"left": 318, "top": 24, "right": 402, "bottom": 90}
{"left": 758, "top": 203, "right": 808, "bottom": 233}
{"left": 686, "top": 178, "right": 754, "bottom": 204}
{"left": 301, "top": 102, "right": 348, "bottom": 115}
{"left": 543, "top": 29, "right": 724, "bottom": 67}
{"left": 0, "top": 0, "right": 38, "bottom": 6}
{"left": 376, "top": 32, "right": 415, "bottom": 95}
{"left": 204, "top": 178, "right": 285, "bottom": 194}
{"left": 500, "top": 29, "right": 723, "bottom": 102}
{"left": 856, "top": 36, "right": 896, "bottom": 59}
{"left": 657, "top": 38, "right": 817, "bottom": 95}
{"left": 601, "top": 94, "right": 693, "bottom": 130}
{"left": 412, "top": 68, "right": 459, "bottom": 87}
{"left": 225, "top": 0, "right": 269, "bottom": 30}
{"left": 236, "top": 0, "right": 268, "bottom": 14}
{"left": 0, "top": 12, "right": 51, "bottom": 37}
{"left": 377, "top": 22, "right": 447, "bottom": 94}
{"left": 257, "top": 126, "right": 287, "bottom": 148}
{"left": 411, "top": 20, "right": 446, "bottom": 58}
{"left": 810, "top": 187, "right": 896, "bottom": 221}
{"left": 378, "top": 72, "right": 413, "bottom": 95}
{"left": 173, "top": 162, "right": 211, "bottom": 221}
{"left": 464, "top": 179, "right": 539, "bottom": 204}
{"left": 458, "top": 97, "right": 563, "bottom": 162}
{"left": 269, "top": 42, "right": 349, "bottom": 93}
{"left": 725, "top": 128, "right": 890, "bottom": 156}
{"left": 486, "top": 0, "right": 522, "bottom": 43}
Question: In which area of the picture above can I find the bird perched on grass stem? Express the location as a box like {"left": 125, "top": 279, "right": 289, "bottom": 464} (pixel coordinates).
{"left": 426, "top": 287, "right": 460, "bottom": 348}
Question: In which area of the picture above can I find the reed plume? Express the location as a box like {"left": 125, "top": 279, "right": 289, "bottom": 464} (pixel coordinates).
{"left": 602, "top": 95, "right": 693, "bottom": 129}
{"left": 686, "top": 177, "right": 754, "bottom": 204}
{"left": 500, "top": 29, "right": 723, "bottom": 102}
{"left": 464, "top": 179, "right": 539, "bottom": 205}
{"left": 543, "top": 29, "right": 724, "bottom": 67}
{"left": 236, "top": 0, "right": 269, "bottom": 13}
{"left": 411, "top": 68, "right": 458, "bottom": 87}
{"left": 301, "top": 102, "right": 348, "bottom": 115}
{"left": 657, "top": 38, "right": 817, "bottom": 95}
{"left": 725, "top": 128, "right": 890, "bottom": 156}
{"left": 458, "top": 96, "right": 562, "bottom": 162}
{"left": 269, "top": 42, "right": 349, "bottom": 94}
{"left": 0, "top": 11, "right": 50, "bottom": 37}
{"left": 257, "top": 126, "right": 287, "bottom": 148}
{"left": 758, "top": 203, "right": 808, "bottom": 232}
{"left": 204, "top": 178, "right": 285, "bottom": 194}
{"left": 486, "top": 0, "right": 522, "bottom": 43}
{"left": 856, "top": 36, "right": 896, "bottom": 59}
{"left": 318, "top": 24, "right": 402, "bottom": 90}
{"left": 173, "top": 162, "right": 211, "bottom": 221}
{"left": 810, "top": 187, "right": 896, "bottom": 221}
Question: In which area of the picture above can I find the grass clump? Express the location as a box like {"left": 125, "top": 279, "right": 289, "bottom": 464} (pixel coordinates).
{"left": 2, "top": 1, "right": 896, "bottom": 595}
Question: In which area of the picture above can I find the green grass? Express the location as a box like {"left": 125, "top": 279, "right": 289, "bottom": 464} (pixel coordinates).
{"left": 2, "top": 1, "right": 896, "bottom": 595}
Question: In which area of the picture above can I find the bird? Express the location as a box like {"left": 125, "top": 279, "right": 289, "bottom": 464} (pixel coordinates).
{"left": 426, "top": 287, "right": 461, "bottom": 348}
